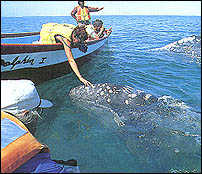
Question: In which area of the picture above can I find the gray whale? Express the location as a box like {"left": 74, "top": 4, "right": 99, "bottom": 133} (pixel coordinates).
{"left": 152, "top": 35, "right": 201, "bottom": 59}
{"left": 69, "top": 83, "right": 201, "bottom": 138}
{"left": 69, "top": 83, "right": 158, "bottom": 133}
{"left": 69, "top": 83, "right": 201, "bottom": 167}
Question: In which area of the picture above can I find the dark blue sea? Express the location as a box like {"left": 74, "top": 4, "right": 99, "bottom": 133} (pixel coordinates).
{"left": 2, "top": 15, "right": 201, "bottom": 173}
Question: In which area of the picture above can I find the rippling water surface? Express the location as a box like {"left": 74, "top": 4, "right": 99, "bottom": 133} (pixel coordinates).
{"left": 2, "top": 15, "right": 201, "bottom": 173}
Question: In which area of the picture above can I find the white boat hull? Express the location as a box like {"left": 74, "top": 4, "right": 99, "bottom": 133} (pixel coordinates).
{"left": 1, "top": 38, "right": 107, "bottom": 72}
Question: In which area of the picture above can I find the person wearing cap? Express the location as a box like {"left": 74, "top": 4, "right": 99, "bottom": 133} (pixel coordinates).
{"left": 86, "top": 19, "right": 112, "bottom": 40}
{"left": 71, "top": 0, "right": 104, "bottom": 26}
{"left": 39, "top": 23, "right": 92, "bottom": 86}
{"left": 1, "top": 80, "right": 53, "bottom": 135}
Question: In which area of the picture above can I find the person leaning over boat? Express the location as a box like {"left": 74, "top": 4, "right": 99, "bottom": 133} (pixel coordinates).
{"left": 39, "top": 23, "right": 92, "bottom": 86}
{"left": 71, "top": 0, "right": 104, "bottom": 26}
{"left": 86, "top": 19, "right": 112, "bottom": 40}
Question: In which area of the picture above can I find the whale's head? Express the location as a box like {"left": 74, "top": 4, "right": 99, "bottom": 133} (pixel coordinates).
{"left": 69, "top": 83, "right": 132, "bottom": 129}
{"left": 69, "top": 83, "right": 158, "bottom": 109}
{"left": 69, "top": 83, "right": 159, "bottom": 132}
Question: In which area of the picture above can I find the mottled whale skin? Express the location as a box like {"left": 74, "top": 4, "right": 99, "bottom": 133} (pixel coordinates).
{"left": 69, "top": 83, "right": 201, "bottom": 138}
{"left": 69, "top": 83, "right": 158, "bottom": 110}
{"left": 69, "top": 83, "right": 201, "bottom": 165}
{"left": 69, "top": 83, "right": 159, "bottom": 133}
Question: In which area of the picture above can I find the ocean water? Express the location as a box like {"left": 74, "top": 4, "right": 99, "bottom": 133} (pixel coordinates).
{"left": 1, "top": 15, "right": 201, "bottom": 173}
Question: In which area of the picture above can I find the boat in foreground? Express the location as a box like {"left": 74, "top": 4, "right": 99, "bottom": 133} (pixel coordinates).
{"left": 1, "top": 31, "right": 110, "bottom": 84}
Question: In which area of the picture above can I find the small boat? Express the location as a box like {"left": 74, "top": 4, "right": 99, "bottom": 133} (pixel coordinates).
{"left": 1, "top": 30, "right": 111, "bottom": 83}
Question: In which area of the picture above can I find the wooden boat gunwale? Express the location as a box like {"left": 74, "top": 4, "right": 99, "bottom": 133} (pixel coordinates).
{"left": 1, "top": 32, "right": 40, "bottom": 38}
{"left": 1, "top": 31, "right": 110, "bottom": 55}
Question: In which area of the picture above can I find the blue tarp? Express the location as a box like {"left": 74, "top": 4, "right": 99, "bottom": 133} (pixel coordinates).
{"left": 13, "top": 152, "right": 80, "bottom": 173}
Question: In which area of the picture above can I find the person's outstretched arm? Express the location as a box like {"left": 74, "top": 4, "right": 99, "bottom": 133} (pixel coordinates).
{"left": 55, "top": 36, "right": 92, "bottom": 86}
{"left": 88, "top": 6, "right": 104, "bottom": 12}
